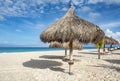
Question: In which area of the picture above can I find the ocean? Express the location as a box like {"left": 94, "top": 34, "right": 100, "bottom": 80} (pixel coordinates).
{"left": 0, "top": 47, "right": 98, "bottom": 53}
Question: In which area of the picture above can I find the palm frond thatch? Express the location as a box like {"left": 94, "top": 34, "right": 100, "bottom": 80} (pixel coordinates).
{"left": 49, "top": 40, "right": 83, "bottom": 50}
{"left": 105, "top": 36, "right": 119, "bottom": 44}
{"left": 40, "top": 5, "right": 104, "bottom": 43}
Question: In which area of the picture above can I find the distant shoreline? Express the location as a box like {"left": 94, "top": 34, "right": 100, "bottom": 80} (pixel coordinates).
{"left": 0, "top": 47, "right": 97, "bottom": 53}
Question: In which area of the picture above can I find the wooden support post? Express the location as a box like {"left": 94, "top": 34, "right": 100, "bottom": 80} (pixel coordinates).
{"left": 110, "top": 44, "right": 113, "bottom": 54}
{"left": 69, "top": 40, "right": 73, "bottom": 61}
{"left": 65, "top": 49, "right": 67, "bottom": 57}
{"left": 103, "top": 44, "right": 105, "bottom": 53}
{"left": 68, "top": 40, "right": 74, "bottom": 75}
{"left": 62, "top": 49, "right": 68, "bottom": 62}
{"left": 98, "top": 48, "right": 101, "bottom": 59}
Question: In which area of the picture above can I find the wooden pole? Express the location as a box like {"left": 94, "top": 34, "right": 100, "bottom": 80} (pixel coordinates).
{"left": 103, "top": 44, "right": 105, "bottom": 53}
{"left": 110, "top": 44, "right": 113, "bottom": 54}
{"left": 69, "top": 40, "right": 73, "bottom": 60}
{"left": 62, "top": 49, "right": 68, "bottom": 61}
{"left": 98, "top": 48, "right": 101, "bottom": 59}
{"left": 65, "top": 49, "right": 67, "bottom": 57}
{"left": 68, "top": 40, "right": 74, "bottom": 75}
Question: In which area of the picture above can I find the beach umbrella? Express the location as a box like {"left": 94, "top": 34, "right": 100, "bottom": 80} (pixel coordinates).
{"left": 49, "top": 40, "right": 83, "bottom": 59}
{"left": 103, "top": 36, "right": 112, "bottom": 52}
{"left": 103, "top": 36, "right": 119, "bottom": 52}
{"left": 49, "top": 42, "right": 63, "bottom": 48}
{"left": 62, "top": 40, "right": 83, "bottom": 50}
{"left": 49, "top": 42, "right": 68, "bottom": 58}
{"left": 40, "top": 4, "right": 104, "bottom": 74}
{"left": 109, "top": 37, "right": 119, "bottom": 51}
{"left": 112, "top": 38, "right": 119, "bottom": 45}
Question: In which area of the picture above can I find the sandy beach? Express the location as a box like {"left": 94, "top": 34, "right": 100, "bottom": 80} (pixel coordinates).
{"left": 0, "top": 49, "right": 120, "bottom": 81}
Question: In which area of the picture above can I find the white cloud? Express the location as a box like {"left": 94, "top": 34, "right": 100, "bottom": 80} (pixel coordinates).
{"left": 72, "top": 0, "right": 84, "bottom": 5}
{"left": 80, "top": 6, "right": 92, "bottom": 12}
{"left": 100, "top": 21, "right": 120, "bottom": 28}
{"left": 88, "top": 12, "right": 101, "bottom": 18}
{"left": 36, "top": 0, "right": 70, "bottom": 5}
{"left": 40, "top": 10, "right": 44, "bottom": 13}
{"left": 55, "top": 6, "right": 60, "bottom": 10}
{"left": 55, "top": 18, "right": 59, "bottom": 21}
{"left": 35, "top": 23, "right": 45, "bottom": 29}
{"left": 88, "top": 0, "right": 120, "bottom": 4}
{"left": 106, "top": 29, "right": 120, "bottom": 42}
{"left": 62, "top": 0, "right": 70, "bottom": 4}
{"left": 0, "top": 0, "right": 68, "bottom": 19}
{"left": 0, "top": 0, "right": 28, "bottom": 17}
{"left": 2, "top": 0, "right": 119, "bottom": 21}
{"left": 19, "top": 20, "right": 46, "bottom": 31}
{"left": 61, "top": 7, "right": 68, "bottom": 11}
{"left": 0, "top": 0, "right": 90, "bottom": 20}
{"left": 88, "top": 0, "right": 102, "bottom": 4}
{"left": 0, "top": 15, "right": 5, "bottom": 21}
{"left": 81, "top": 6, "right": 92, "bottom": 12}
{"left": 0, "top": 0, "right": 43, "bottom": 18}
{"left": 16, "top": 29, "right": 22, "bottom": 32}
{"left": 4, "top": 0, "right": 13, "bottom": 6}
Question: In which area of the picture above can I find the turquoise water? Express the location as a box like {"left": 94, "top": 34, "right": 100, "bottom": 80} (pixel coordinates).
{"left": 1, "top": 46, "right": 117, "bottom": 53}
{"left": 0, "top": 47, "right": 97, "bottom": 53}
{"left": 0, "top": 46, "right": 117, "bottom": 53}
{"left": 3, "top": 45, "right": 119, "bottom": 53}
{"left": 0, "top": 47, "right": 63, "bottom": 53}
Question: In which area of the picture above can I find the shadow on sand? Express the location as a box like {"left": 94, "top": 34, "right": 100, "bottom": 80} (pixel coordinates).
{"left": 78, "top": 52, "right": 98, "bottom": 55}
{"left": 90, "top": 64, "right": 120, "bottom": 72}
{"left": 39, "top": 55, "right": 64, "bottom": 59}
{"left": 105, "top": 59, "right": 120, "bottom": 64}
{"left": 23, "top": 59, "right": 64, "bottom": 72}
{"left": 78, "top": 52, "right": 109, "bottom": 55}
{"left": 40, "top": 55, "right": 81, "bottom": 62}
{"left": 113, "top": 53, "right": 120, "bottom": 55}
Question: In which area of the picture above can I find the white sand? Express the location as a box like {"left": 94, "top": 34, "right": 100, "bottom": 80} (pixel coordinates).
{"left": 0, "top": 49, "right": 120, "bottom": 81}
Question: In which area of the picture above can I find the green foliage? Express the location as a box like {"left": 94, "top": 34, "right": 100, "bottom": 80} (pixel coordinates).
{"left": 94, "top": 39, "right": 105, "bottom": 49}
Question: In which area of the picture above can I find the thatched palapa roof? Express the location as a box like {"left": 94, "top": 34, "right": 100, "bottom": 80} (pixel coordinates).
{"left": 49, "top": 40, "right": 83, "bottom": 50}
{"left": 40, "top": 5, "right": 104, "bottom": 43}
{"left": 112, "top": 38, "right": 119, "bottom": 44}
{"left": 105, "top": 36, "right": 113, "bottom": 44}
{"left": 105, "top": 36, "right": 119, "bottom": 44}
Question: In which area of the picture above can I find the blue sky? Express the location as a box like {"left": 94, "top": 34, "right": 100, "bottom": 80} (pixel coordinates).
{"left": 0, "top": 0, "right": 120, "bottom": 47}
